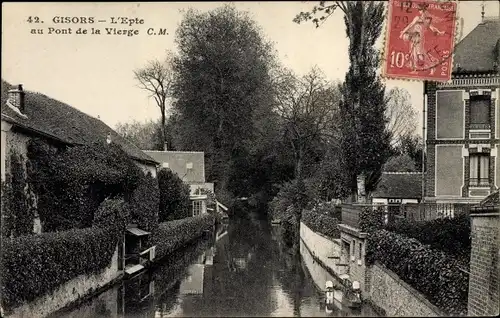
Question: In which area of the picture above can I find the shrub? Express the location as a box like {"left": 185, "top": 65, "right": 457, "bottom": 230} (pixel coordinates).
{"left": 0, "top": 227, "right": 118, "bottom": 311}
{"left": 269, "top": 179, "right": 316, "bottom": 221}
{"left": 26, "top": 139, "right": 143, "bottom": 232}
{"left": 366, "top": 229, "right": 469, "bottom": 315}
{"left": 384, "top": 214, "right": 470, "bottom": 259}
{"left": 158, "top": 168, "right": 191, "bottom": 221}
{"left": 93, "top": 197, "right": 130, "bottom": 233}
{"left": 359, "top": 206, "right": 385, "bottom": 232}
{"left": 302, "top": 209, "right": 340, "bottom": 239}
{"left": 154, "top": 214, "right": 215, "bottom": 260}
{"left": 130, "top": 172, "right": 160, "bottom": 242}
{"left": 1, "top": 152, "right": 34, "bottom": 238}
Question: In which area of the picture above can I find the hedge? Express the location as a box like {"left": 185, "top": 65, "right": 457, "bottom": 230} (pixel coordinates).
{"left": 154, "top": 214, "right": 215, "bottom": 260}
{"left": 301, "top": 209, "right": 340, "bottom": 239}
{"left": 384, "top": 214, "right": 470, "bottom": 259}
{"left": 158, "top": 168, "right": 191, "bottom": 222}
{"left": 1, "top": 227, "right": 118, "bottom": 311}
{"left": 366, "top": 229, "right": 469, "bottom": 315}
{"left": 26, "top": 139, "right": 143, "bottom": 232}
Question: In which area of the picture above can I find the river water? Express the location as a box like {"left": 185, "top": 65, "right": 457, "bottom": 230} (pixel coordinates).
{"left": 51, "top": 217, "right": 379, "bottom": 317}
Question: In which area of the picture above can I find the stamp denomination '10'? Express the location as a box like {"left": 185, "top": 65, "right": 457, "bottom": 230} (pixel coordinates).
{"left": 382, "top": 0, "right": 458, "bottom": 82}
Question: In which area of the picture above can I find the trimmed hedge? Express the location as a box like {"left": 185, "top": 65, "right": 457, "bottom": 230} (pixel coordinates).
{"left": 158, "top": 168, "right": 191, "bottom": 222}
{"left": 384, "top": 214, "right": 470, "bottom": 259}
{"left": 154, "top": 214, "right": 215, "bottom": 260}
{"left": 302, "top": 209, "right": 340, "bottom": 239}
{"left": 359, "top": 206, "right": 385, "bottom": 232}
{"left": 366, "top": 229, "right": 469, "bottom": 315}
{"left": 1, "top": 227, "right": 118, "bottom": 311}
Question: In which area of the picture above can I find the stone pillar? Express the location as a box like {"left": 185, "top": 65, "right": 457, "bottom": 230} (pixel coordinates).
{"left": 467, "top": 196, "right": 499, "bottom": 316}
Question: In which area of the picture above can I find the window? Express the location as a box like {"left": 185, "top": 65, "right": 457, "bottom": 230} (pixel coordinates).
{"left": 469, "top": 95, "right": 491, "bottom": 129}
{"left": 358, "top": 243, "right": 362, "bottom": 259}
{"left": 192, "top": 200, "right": 203, "bottom": 216}
{"left": 470, "top": 154, "right": 489, "bottom": 186}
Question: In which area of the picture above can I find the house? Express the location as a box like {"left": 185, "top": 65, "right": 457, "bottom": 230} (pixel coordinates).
{"left": 372, "top": 172, "right": 423, "bottom": 205}
{"left": 424, "top": 16, "right": 500, "bottom": 204}
{"left": 144, "top": 150, "right": 216, "bottom": 216}
{"left": 1, "top": 81, "right": 159, "bottom": 182}
{"left": 1, "top": 80, "right": 159, "bottom": 233}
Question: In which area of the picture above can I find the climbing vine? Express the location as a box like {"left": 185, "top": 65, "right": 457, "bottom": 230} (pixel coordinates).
{"left": 1, "top": 151, "right": 34, "bottom": 238}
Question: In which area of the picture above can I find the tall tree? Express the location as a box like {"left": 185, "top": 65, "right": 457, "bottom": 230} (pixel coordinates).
{"left": 295, "top": 1, "right": 391, "bottom": 201}
{"left": 385, "top": 87, "right": 418, "bottom": 148}
{"left": 133, "top": 51, "right": 175, "bottom": 151}
{"left": 115, "top": 119, "right": 163, "bottom": 150}
{"left": 273, "top": 66, "right": 339, "bottom": 182}
{"left": 171, "top": 5, "right": 276, "bottom": 194}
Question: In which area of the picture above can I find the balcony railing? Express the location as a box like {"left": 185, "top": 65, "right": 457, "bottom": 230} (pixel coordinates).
{"left": 339, "top": 202, "right": 472, "bottom": 230}
{"left": 469, "top": 178, "right": 490, "bottom": 187}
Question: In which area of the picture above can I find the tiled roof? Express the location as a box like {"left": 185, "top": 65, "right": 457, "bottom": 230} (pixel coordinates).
{"left": 372, "top": 172, "right": 422, "bottom": 199}
{"left": 453, "top": 17, "right": 500, "bottom": 73}
{"left": 1, "top": 80, "right": 158, "bottom": 165}
{"left": 144, "top": 150, "right": 205, "bottom": 183}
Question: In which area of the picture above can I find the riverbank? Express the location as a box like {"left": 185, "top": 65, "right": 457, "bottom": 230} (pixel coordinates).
{"left": 1, "top": 214, "right": 216, "bottom": 318}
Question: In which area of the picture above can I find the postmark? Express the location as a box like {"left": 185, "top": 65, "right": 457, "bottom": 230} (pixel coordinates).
{"left": 382, "top": 0, "right": 458, "bottom": 82}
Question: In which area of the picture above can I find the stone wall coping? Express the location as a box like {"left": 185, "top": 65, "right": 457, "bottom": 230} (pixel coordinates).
{"left": 300, "top": 221, "right": 341, "bottom": 244}
{"left": 337, "top": 223, "right": 367, "bottom": 239}
{"left": 372, "top": 261, "right": 448, "bottom": 317}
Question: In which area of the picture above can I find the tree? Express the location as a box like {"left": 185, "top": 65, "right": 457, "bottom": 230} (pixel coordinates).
{"left": 273, "top": 66, "right": 340, "bottom": 182}
{"left": 383, "top": 154, "right": 417, "bottom": 172}
{"left": 397, "top": 134, "right": 425, "bottom": 172}
{"left": 133, "top": 51, "right": 176, "bottom": 151}
{"left": 171, "top": 5, "right": 276, "bottom": 194}
{"left": 385, "top": 87, "right": 418, "bottom": 148}
{"left": 157, "top": 168, "right": 191, "bottom": 221}
{"left": 295, "top": 1, "right": 391, "bottom": 201}
{"left": 115, "top": 119, "right": 163, "bottom": 150}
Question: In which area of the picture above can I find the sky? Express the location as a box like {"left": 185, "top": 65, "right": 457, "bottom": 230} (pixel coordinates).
{"left": 2, "top": 1, "right": 499, "bottom": 135}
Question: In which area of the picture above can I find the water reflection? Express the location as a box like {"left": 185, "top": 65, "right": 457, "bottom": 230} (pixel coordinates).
{"left": 52, "top": 218, "right": 379, "bottom": 317}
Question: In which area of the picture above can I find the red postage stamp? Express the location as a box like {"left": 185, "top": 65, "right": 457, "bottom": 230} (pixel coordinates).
{"left": 382, "top": 0, "right": 458, "bottom": 82}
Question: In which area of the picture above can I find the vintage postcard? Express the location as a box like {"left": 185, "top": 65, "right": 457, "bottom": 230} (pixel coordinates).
{"left": 1, "top": 1, "right": 499, "bottom": 318}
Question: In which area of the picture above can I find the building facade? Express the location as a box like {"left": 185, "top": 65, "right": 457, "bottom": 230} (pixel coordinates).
{"left": 144, "top": 150, "right": 215, "bottom": 216}
{"left": 425, "top": 17, "right": 500, "bottom": 204}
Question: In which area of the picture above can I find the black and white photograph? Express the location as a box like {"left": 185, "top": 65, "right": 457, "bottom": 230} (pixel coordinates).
{"left": 1, "top": 1, "right": 499, "bottom": 317}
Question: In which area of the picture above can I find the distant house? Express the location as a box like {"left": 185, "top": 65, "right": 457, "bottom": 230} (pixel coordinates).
{"left": 144, "top": 150, "right": 215, "bottom": 216}
{"left": 424, "top": 17, "right": 499, "bottom": 204}
{"left": 1, "top": 81, "right": 159, "bottom": 233}
{"left": 371, "top": 172, "right": 423, "bottom": 205}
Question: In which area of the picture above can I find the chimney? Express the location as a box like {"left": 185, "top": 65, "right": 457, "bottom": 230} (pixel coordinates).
{"left": 8, "top": 84, "right": 25, "bottom": 113}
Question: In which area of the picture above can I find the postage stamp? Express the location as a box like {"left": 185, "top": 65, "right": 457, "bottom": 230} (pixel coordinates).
{"left": 382, "top": 0, "right": 458, "bottom": 82}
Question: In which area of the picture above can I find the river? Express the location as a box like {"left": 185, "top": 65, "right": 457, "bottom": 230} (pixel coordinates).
{"left": 50, "top": 217, "right": 379, "bottom": 317}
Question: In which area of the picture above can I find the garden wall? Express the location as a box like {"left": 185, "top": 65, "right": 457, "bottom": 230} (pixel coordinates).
{"left": 368, "top": 262, "right": 446, "bottom": 317}
{"left": 4, "top": 246, "right": 120, "bottom": 318}
{"left": 299, "top": 222, "right": 345, "bottom": 276}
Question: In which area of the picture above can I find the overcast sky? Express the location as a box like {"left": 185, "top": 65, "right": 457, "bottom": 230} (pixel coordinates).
{"left": 2, "top": 1, "right": 499, "bottom": 135}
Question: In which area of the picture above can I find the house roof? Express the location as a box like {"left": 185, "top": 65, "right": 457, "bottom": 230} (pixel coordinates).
{"left": 1, "top": 80, "right": 158, "bottom": 165}
{"left": 453, "top": 17, "right": 500, "bottom": 73}
{"left": 144, "top": 150, "right": 205, "bottom": 183}
{"left": 372, "top": 172, "right": 422, "bottom": 199}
